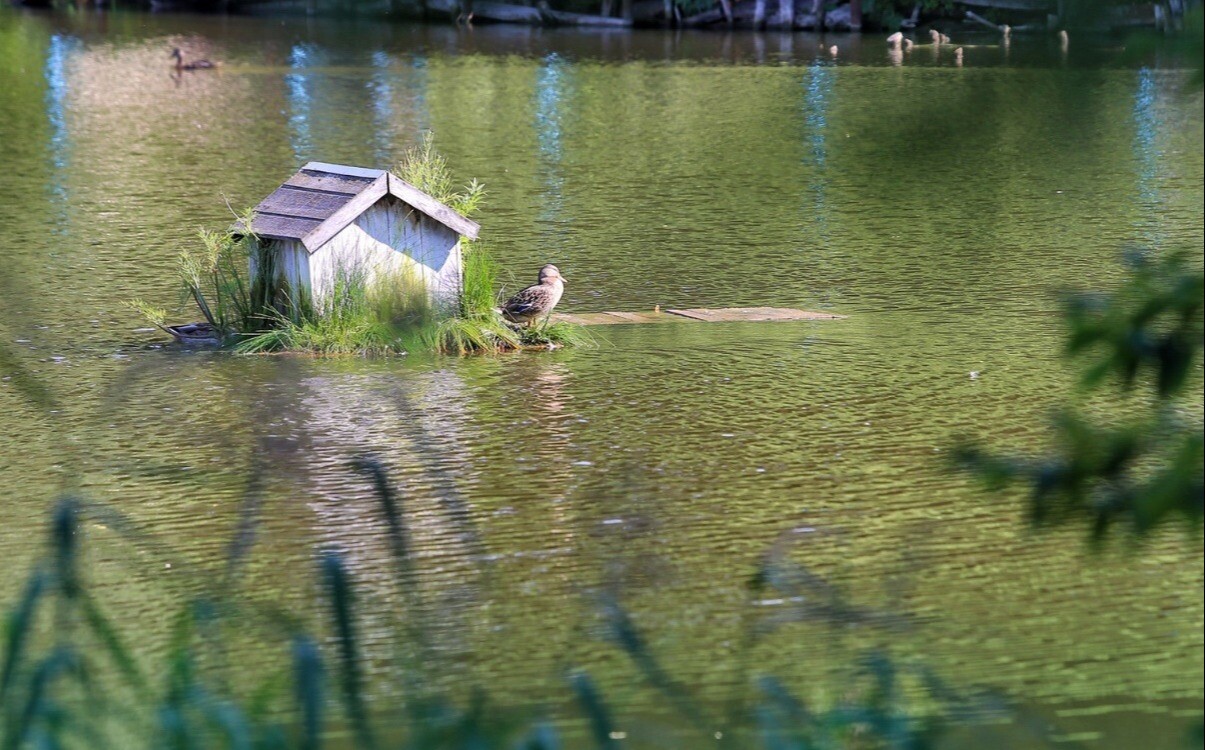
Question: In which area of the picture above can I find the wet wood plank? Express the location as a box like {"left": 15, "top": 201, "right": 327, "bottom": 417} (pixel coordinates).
{"left": 552, "top": 312, "right": 669, "bottom": 325}
{"left": 552, "top": 307, "right": 844, "bottom": 325}
{"left": 666, "top": 307, "right": 844, "bottom": 322}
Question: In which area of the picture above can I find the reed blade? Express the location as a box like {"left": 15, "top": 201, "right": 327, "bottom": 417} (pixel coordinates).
{"left": 0, "top": 567, "right": 48, "bottom": 702}
{"left": 319, "top": 550, "right": 374, "bottom": 750}
{"left": 567, "top": 673, "right": 616, "bottom": 750}
{"left": 291, "top": 636, "right": 323, "bottom": 750}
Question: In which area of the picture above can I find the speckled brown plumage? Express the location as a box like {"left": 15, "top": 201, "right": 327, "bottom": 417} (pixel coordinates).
{"left": 501, "top": 264, "right": 566, "bottom": 327}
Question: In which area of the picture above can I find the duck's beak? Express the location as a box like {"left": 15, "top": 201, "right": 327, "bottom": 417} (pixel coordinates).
{"left": 559, "top": 275, "right": 568, "bottom": 284}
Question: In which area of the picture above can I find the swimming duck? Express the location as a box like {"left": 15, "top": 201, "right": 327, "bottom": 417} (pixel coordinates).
{"left": 500, "top": 264, "right": 567, "bottom": 327}
{"left": 171, "top": 48, "right": 220, "bottom": 71}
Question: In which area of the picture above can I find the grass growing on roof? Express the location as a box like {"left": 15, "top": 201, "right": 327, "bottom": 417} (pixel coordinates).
{"left": 395, "top": 131, "right": 485, "bottom": 218}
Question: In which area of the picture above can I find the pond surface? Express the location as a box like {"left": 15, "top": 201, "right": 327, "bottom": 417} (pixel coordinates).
{"left": 0, "top": 8, "right": 1202, "bottom": 747}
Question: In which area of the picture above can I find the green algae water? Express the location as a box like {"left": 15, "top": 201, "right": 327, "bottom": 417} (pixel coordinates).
{"left": 0, "top": 8, "right": 1202, "bottom": 747}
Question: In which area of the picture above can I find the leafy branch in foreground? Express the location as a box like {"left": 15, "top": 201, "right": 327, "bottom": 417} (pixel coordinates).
{"left": 957, "top": 251, "right": 1204, "bottom": 541}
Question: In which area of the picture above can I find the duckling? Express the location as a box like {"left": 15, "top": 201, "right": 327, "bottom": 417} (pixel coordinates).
{"left": 828, "top": 44, "right": 839, "bottom": 57}
{"left": 929, "top": 28, "right": 941, "bottom": 45}
{"left": 886, "top": 31, "right": 903, "bottom": 46}
{"left": 903, "top": 38, "right": 914, "bottom": 52}
{"left": 171, "top": 47, "right": 220, "bottom": 71}
{"left": 1058, "top": 29, "right": 1069, "bottom": 50}
{"left": 954, "top": 46, "right": 964, "bottom": 65}
{"left": 500, "top": 264, "right": 567, "bottom": 327}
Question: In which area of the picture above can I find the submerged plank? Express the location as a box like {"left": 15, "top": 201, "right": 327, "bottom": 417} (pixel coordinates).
{"left": 667, "top": 307, "right": 844, "bottom": 322}
{"left": 552, "top": 307, "right": 844, "bottom": 325}
{"left": 552, "top": 311, "right": 673, "bottom": 325}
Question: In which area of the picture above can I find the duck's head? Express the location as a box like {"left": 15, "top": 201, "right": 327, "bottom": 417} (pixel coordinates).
{"left": 170, "top": 47, "right": 183, "bottom": 60}
{"left": 539, "top": 264, "right": 566, "bottom": 285}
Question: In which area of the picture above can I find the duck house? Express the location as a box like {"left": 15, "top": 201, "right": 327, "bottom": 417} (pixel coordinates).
{"left": 241, "top": 162, "right": 480, "bottom": 306}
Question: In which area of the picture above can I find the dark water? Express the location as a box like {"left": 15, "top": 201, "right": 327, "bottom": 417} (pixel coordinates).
{"left": 0, "top": 7, "right": 1202, "bottom": 747}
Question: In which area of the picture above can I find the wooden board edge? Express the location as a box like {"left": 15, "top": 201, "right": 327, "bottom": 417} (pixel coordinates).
{"left": 301, "top": 175, "right": 388, "bottom": 252}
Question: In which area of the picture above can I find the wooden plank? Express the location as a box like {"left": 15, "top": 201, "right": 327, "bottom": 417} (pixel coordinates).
{"left": 552, "top": 311, "right": 675, "bottom": 325}
{"left": 249, "top": 213, "right": 324, "bottom": 241}
{"left": 666, "top": 307, "right": 844, "bottom": 322}
{"left": 301, "top": 162, "right": 386, "bottom": 180}
{"left": 603, "top": 311, "right": 666, "bottom": 323}
{"left": 284, "top": 169, "right": 377, "bottom": 196}
{"left": 301, "top": 175, "right": 389, "bottom": 252}
{"left": 255, "top": 187, "right": 353, "bottom": 221}
{"left": 552, "top": 307, "right": 844, "bottom": 325}
{"left": 388, "top": 174, "right": 481, "bottom": 240}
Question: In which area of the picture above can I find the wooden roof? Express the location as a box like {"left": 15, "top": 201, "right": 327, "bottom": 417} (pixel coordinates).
{"left": 245, "top": 162, "right": 480, "bottom": 252}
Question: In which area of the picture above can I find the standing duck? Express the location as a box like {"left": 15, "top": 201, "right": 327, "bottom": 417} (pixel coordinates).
{"left": 171, "top": 48, "right": 220, "bottom": 71}
{"left": 500, "top": 264, "right": 567, "bottom": 327}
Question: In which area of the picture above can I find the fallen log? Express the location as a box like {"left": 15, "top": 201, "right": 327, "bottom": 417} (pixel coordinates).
{"left": 538, "top": 3, "right": 634, "bottom": 25}
{"left": 682, "top": 6, "right": 725, "bottom": 25}
{"left": 965, "top": 8, "right": 1005, "bottom": 31}
{"left": 468, "top": 0, "right": 541, "bottom": 22}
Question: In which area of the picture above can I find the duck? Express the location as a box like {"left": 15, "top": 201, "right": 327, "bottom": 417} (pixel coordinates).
{"left": 171, "top": 48, "right": 220, "bottom": 71}
{"left": 886, "top": 31, "right": 903, "bottom": 47}
{"left": 500, "top": 264, "right": 567, "bottom": 327}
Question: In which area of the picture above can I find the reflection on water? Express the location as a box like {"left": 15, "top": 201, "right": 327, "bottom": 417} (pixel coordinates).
{"left": 287, "top": 42, "right": 318, "bottom": 161}
{"left": 801, "top": 59, "right": 832, "bottom": 247}
{"left": 44, "top": 33, "right": 78, "bottom": 217}
{"left": 0, "top": 7, "right": 1202, "bottom": 747}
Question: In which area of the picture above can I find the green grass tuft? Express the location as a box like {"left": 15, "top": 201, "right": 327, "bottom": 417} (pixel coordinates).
{"left": 427, "top": 316, "right": 520, "bottom": 356}
{"left": 518, "top": 320, "right": 597, "bottom": 350}
{"left": 234, "top": 263, "right": 432, "bottom": 357}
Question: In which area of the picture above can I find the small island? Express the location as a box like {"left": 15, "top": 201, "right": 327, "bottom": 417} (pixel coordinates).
{"left": 132, "top": 137, "right": 590, "bottom": 356}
